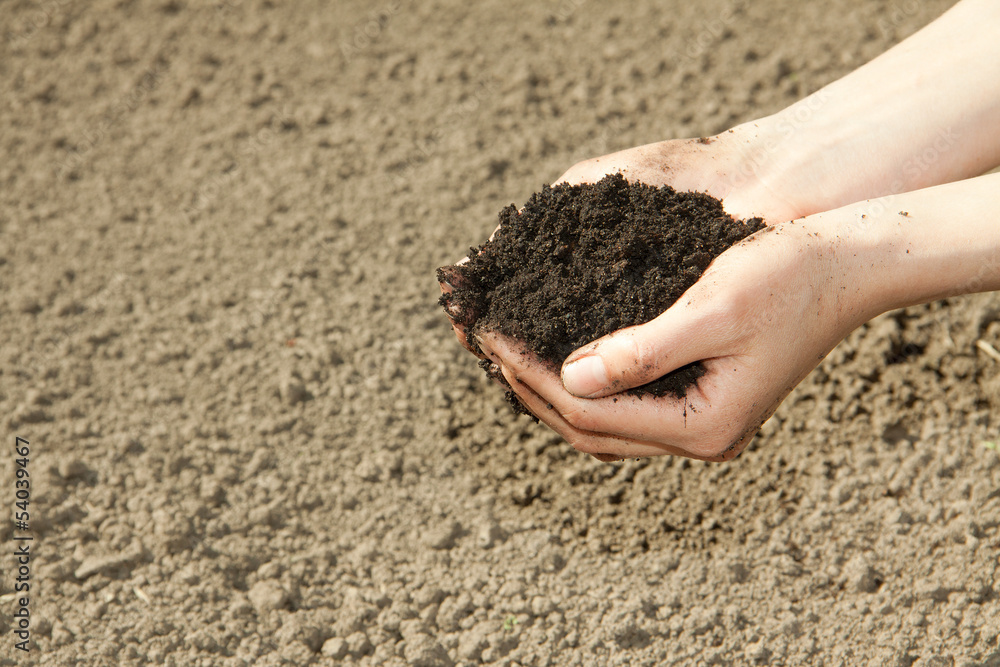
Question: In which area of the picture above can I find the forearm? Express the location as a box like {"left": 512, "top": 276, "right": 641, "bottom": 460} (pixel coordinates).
{"left": 836, "top": 172, "right": 1000, "bottom": 322}
{"left": 739, "top": 0, "right": 1000, "bottom": 217}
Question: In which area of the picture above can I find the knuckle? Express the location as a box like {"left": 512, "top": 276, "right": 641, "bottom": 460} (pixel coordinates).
{"left": 689, "top": 438, "right": 729, "bottom": 460}
{"left": 629, "top": 336, "right": 658, "bottom": 383}
{"left": 690, "top": 422, "right": 751, "bottom": 460}
{"left": 606, "top": 333, "right": 658, "bottom": 391}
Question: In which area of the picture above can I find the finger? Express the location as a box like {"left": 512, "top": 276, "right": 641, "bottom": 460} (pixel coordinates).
{"left": 553, "top": 139, "right": 695, "bottom": 188}
{"left": 559, "top": 290, "right": 737, "bottom": 399}
{"left": 482, "top": 332, "right": 741, "bottom": 459}
{"left": 553, "top": 144, "right": 660, "bottom": 187}
{"left": 453, "top": 325, "right": 477, "bottom": 354}
{"left": 492, "top": 355, "right": 710, "bottom": 460}
{"left": 437, "top": 264, "right": 481, "bottom": 355}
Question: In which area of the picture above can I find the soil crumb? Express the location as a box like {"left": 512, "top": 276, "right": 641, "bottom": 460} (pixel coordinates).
{"left": 440, "top": 173, "right": 764, "bottom": 405}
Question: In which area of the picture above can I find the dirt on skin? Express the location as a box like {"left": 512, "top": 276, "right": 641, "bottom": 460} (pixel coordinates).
{"left": 1, "top": 1, "right": 999, "bottom": 666}
{"left": 441, "top": 173, "right": 764, "bottom": 403}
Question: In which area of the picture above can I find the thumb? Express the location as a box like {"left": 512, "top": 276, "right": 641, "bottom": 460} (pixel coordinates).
{"left": 560, "top": 299, "right": 728, "bottom": 398}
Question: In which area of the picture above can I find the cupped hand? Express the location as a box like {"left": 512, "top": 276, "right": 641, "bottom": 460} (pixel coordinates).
{"left": 473, "top": 211, "right": 881, "bottom": 461}
{"left": 436, "top": 125, "right": 876, "bottom": 461}
{"left": 438, "top": 124, "right": 809, "bottom": 356}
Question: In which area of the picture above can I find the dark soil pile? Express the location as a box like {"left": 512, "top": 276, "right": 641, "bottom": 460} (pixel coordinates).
{"left": 440, "top": 173, "right": 765, "bottom": 403}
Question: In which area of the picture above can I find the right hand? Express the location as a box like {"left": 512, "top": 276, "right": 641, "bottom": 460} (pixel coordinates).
{"left": 473, "top": 210, "right": 877, "bottom": 461}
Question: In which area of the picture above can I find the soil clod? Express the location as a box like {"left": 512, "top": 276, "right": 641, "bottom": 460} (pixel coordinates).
{"left": 441, "top": 173, "right": 764, "bottom": 406}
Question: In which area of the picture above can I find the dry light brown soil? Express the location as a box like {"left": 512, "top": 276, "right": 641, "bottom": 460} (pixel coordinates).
{"left": 1, "top": 1, "right": 999, "bottom": 666}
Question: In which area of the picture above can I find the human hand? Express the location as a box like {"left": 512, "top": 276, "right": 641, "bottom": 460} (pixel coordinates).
{"left": 473, "top": 171, "right": 1000, "bottom": 461}
{"left": 472, "top": 212, "right": 880, "bottom": 462}
{"left": 439, "top": 0, "right": 1000, "bottom": 460}
{"left": 438, "top": 125, "right": 808, "bottom": 357}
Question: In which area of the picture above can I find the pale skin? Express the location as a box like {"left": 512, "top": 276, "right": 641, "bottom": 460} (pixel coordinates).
{"left": 440, "top": 0, "right": 1000, "bottom": 462}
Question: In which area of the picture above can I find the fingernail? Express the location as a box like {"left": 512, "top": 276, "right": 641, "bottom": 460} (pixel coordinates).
{"left": 436, "top": 265, "right": 466, "bottom": 290}
{"left": 438, "top": 291, "right": 461, "bottom": 315}
{"left": 486, "top": 363, "right": 511, "bottom": 388}
{"left": 562, "top": 355, "right": 607, "bottom": 398}
{"left": 436, "top": 266, "right": 455, "bottom": 283}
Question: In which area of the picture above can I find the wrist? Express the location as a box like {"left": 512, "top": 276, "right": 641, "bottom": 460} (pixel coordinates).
{"left": 726, "top": 97, "right": 883, "bottom": 220}
{"left": 765, "top": 213, "right": 889, "bottom": 339}
{"left": 870, "top": 179, "right": 1000, "bottom": 310}
{"left": 710, "top": 97, "right": 873, "bottom": 223}
{"left": 699, "top": 118, "right": 816, "bottom": 223}
{"left": 810, "top": 174, "right": 1000, "bottom": 321}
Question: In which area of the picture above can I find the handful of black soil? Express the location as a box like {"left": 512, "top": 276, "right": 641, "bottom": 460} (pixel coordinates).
{"left": 439, "top": 173, "right": 764, "bottom": 407}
